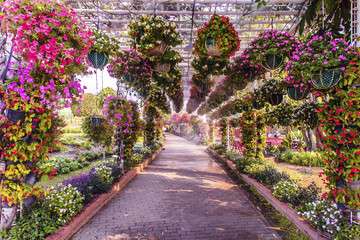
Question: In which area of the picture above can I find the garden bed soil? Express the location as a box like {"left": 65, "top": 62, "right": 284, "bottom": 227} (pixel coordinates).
{"left": 46, "top": 147, "right": 163, "bottom": 240}
{"left": 207, "top": 148, "right": 326, "bottom": 240}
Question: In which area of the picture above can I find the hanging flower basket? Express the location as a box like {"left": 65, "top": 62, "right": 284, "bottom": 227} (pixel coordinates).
{"left": 88, "top": 51, "right": 109, "bottom": 69}
{"left": 6, "top": 108, "right": 26, "bottom": 123}
{"left": 235, "top": 80, "right": 247, "bottom": 91}
{"left": 268, "top": 94, "right": 283, "bottom": 106}
{"left": 154, "top": 62, "right": 171, "bottom": 73}
{"left": 287, "top": 87, "right": 308, "bottom": 100}
{"left": 91, "top": 117, "right": 104, "bottom": 127}
{"left": 205, "top": 37, "right": 222, "bottom": 57}
{"left": 147, "top": 40, "right": 167, "bottom": 56}
{"left": 123, "top": 74, "right": 137, "bottom": 84}
{"left": 243, "top": 105, "right": 251, "bottom": 112}
{"left": 108, "top": 69, "right": 122, "bottom": 79}
{"left": 252, "top": 101, "right": 264, "bottom": 110}
{"left": 311, "top": 69, "right": 341, "bottom": 90}
{"left": 262, "top": 53, "right": 284, "bottom": 71}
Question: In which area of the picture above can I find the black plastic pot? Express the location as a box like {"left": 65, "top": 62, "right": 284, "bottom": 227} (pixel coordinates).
{"left": 268, "top": 94, "right": 283, "bottom": 106}
{"left": 24, "top": 172, "right": 37, "bottom": 186}
{"left": 6, "top": 109, "right": 26, "bottom": 123}
{"left": 0, "top": 198, "right": 14, "bottom": 208}
{"left": 23, "top": 196, "right": 36, "bottom": 207}
{"left": 25, "top": 136, "right": 40, "bottom": 145}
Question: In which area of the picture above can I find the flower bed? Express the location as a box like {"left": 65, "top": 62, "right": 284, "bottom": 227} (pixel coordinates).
{"left": 1, "top": 143, "right": 163, "bottom": 240}
{"left": 207, "top": 147, "right": 360, "bottom": 239}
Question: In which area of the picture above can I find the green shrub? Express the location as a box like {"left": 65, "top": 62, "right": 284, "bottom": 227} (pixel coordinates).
{"left": 93, "top": 165, "right": 114, "bottom": 184}
{"left": 236, "top": 157, "right": 256, "bottom": 173}
{"left": 279, "top": 150, "right": 324, "bottom": 167}
{"left": 264, "top": 145, "right": 280, "bottom": 158}
{"left": 273, "top": 180, "right": 300, "bottom": 204}
{"left": 47, "top": 184, "right": 84, "bottom": 225}
{"left": 1, "top": 199, "right": 60, "bottom": 240}
{"left": 38, "top": 157, "right": 86, "bottom": 176}
{"left": 124, "top": 153, "right": 143, "bottom": 170}
{"left": 252, "top": 167, "right": 290, "bottom": 186}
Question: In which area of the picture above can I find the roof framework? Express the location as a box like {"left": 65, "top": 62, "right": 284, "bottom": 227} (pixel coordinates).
{"left": 70, "top": 0, "right": 308, "bottom": 96}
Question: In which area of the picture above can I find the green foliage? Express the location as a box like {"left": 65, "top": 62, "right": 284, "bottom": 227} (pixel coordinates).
{"left": 219, "top": 118, "right": 228, "bottom": 148}
{"left": 279, "top": 149, "right": 324, "bottom": 167}
{"left": 47, "top": 184, "right": 84, "bottom": 224}
{"left": 62, "top": 126, "right": 82, "bottom": 134}
{"left": 90, "top": 29, "right": 120, "bottom": 56}
{"left": 93, "top": 165, "right": 114, "bottom": 185}
{"left": 1, "top": 199, "right": 60, "bottom": 240}
{"left": 81, "top": 115, "right": 114, "bottom": 147}
{"left": 124, "top": 153, "right": 143, "bottom": 170}
{"left": 273, "top": 180, "right": 300, "bottom": 204}
{"left": 38, "top": 157, "right": 89, "bottom": 176}
{"left": 71, "top": 93, "right": 99, "bottom": 117}
{"left": 96, "top": 87, "right": 116, "bottom": 109}
{"left": 59, "top": 136, "right": 87, "bottom": 146}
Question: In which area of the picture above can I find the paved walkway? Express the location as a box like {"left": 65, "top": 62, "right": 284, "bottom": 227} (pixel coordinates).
{"left": 72, "top": 133, "right": 279, "bottom": 240}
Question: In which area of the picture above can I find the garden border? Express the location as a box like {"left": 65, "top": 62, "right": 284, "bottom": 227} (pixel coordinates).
{"left": 207, "top": 147, "right": 327, "bottom": 240}
{"left": 46, "top": 147, "right": 163, "bottom": 240}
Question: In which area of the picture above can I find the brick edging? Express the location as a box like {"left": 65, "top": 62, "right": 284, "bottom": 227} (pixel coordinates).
{"left": 46, "top": 147, "right": 163, "bottom": 240}
{"left": 206, "top": 148, "right": 327, "bottom": 240}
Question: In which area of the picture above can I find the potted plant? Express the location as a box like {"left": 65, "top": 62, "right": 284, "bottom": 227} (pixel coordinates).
{"left": 194, "top": 13, "right": 240, "bottom": 60}
{"left": 149, "top": 50, "right": 183, "bottom": 74}
{"left": 259, "top": 79, "right": 286, "bottom": 106}
{"left": 191, "top": 55, "right": 230, "bottom": 77}
{"left": 128, "top": 15, "right": 182, "bottom": 57}
{"left": 292, "top": 102, "right": 318, "bottom": 129}
{"left": 107, "top": 49, "right": 152, "bottom": 87}
{"left": 152, "top": 66, "right": 182, "bottom": 95}
{"left": 249, "top": 30, "right": 298, "bottom": 70}
{"left": 227, "top": 48, "right": 266, "bottom": 87}
{"left": 88, "top": 30, "right": 120, "bottom": 69}
{"left": 287, "top": 32, "right": 356, "bottom": 91}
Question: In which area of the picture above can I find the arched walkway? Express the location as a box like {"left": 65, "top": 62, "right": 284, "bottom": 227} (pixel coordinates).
{"left": 73, "top": 133, "right": 279, "bottom": 240}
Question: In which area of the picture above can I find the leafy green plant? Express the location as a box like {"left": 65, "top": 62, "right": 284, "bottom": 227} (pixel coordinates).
{"left": 194, "top": 13, "right": 240, "bottom": 60}
{"left": 273, "top": 180, "right": 300, "bottom": 204}
{"left": 90, "top": 29, "right": 120, "bottom": 57}
{"left": 93, "top": 165, "right": 114, "bottom": 185}
{"left": 128, "top": 15, "right": 182, "bottom": 56}
{"left": 47, "top": 184, "right": 84, "bottom": 225}
{"left": 0, "top": 199, "right": 60, "bottom": 240}
{"left": 279, "top": 150, "right": 324, "bottom": 167}
{"left": 81, "top": 115, "right": 114, "bottom": 148}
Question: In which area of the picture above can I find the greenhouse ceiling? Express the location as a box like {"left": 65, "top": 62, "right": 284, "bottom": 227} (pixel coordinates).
{"left": 70, "top": 0, "right": 308, "bottom": 85}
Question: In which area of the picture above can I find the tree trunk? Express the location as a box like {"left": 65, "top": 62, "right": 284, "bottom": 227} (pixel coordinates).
{"left": 301, "top": 126, "right": 312, "bottom": 152}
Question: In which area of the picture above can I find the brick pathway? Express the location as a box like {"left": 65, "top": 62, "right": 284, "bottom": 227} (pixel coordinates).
{"left": 72, "top": 133, "right": 280, "bottom": 240}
